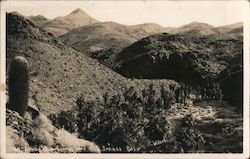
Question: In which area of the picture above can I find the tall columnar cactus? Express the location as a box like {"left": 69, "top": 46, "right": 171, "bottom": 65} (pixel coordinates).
{"left": 8, "top": 56, "right": 29, "bottom": 116}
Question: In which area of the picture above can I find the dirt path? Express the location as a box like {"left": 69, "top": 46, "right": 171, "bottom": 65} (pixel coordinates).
{"left": 166, "top": 102, "right": 217, "bottom": 121}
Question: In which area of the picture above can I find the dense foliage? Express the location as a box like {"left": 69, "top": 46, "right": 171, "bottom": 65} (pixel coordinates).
{"left": 50, "top": 84, "right": 207, "bottom": 153}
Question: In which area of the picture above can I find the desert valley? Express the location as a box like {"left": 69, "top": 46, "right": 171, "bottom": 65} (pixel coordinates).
{"left": 5, "top": 8, "right": 243, "bottom": 153}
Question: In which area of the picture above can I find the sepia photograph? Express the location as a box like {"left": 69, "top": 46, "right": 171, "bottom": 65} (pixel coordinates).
{"left": 0, "top": 0, "right": 249, "bottom": 158}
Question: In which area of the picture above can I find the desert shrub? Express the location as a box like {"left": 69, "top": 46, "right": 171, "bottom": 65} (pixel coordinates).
{"left": 50, "top": 109, "right": 78, "bottom": 133}
{"left": 49, "top": 85, "right": 177, "bottom": 152}
{"left": 175, "top": 114, "right": 206, "bottom": 152}
{"left": 31, "top": 114, "right": 55, "bottom": 146}
{"left": 8, "top": 56, "right": 29, "bottom": 116}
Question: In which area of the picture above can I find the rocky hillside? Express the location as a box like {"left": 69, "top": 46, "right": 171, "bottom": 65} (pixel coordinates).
{"left": 59, "top": 22, "right": 170, "bottom": 68}
{"left": 40, "top": 8, "right": 99, "bottom": 37}
{"left": 115, "top": 33, "right": 243, "bottom": 86}
{"left": 6, "top": 108, "right": 101, "bottom": 153}
{"left": 6, "top": 12, "right": 177, "bottom": 115}
{"left": 28, "top": 15, "right": 50, "bottom": 26}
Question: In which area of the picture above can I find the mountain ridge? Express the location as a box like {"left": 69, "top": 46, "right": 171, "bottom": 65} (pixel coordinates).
{"left": 59, "top": 15, "right": 242, "bottom": 69}
{"left": 25, "top": 8, "right": 242, "bottom": 37}
{"left": 26, "top": 8, "right": 243, "bottom": 38}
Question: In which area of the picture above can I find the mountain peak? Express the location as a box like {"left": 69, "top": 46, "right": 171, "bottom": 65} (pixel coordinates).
{"left": 42, "top": 8, "right": 99, "bottom": 37}
{"left": 28, "top": 15, "right": 50, "bottom": 26}
{"left": 69, "top": 8, "right": 86, "bottom": 15}
{"left": 66, "top": 8, "right": 98, "bottom": 21}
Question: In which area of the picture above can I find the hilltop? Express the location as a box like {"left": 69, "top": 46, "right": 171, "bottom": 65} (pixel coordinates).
{"left": 171, "top": 21, "right": 243, "bottom": 35}
{"left": 116, "top": 33, "right": 242, "bottom": 82}
{"left": 38, "top": 8, "right": 99, "bottom": 37}
{"left": 28, "top": 15, "right": 50, "bottom": 26}
{"left": 215, "top": 22, "right": 243, "bottom": 34}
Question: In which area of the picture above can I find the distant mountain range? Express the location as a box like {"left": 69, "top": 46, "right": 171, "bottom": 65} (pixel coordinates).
{"left": 29, "top": 8, "right": 243, "bottom": 38}
{"left": 60, "top": 20, "right": 242, "bottom": 68}
{"left": 28, "top": 9, "right": 240, "bottom": 69}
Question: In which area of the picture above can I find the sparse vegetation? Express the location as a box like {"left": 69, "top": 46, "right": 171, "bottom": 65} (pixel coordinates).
{"left": 6, "top": 109, "right": 101, "bottom": 153}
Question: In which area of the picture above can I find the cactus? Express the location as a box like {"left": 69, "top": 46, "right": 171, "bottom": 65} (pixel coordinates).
{"left": 8, "top": 56, "right": 29, "bottom": 116}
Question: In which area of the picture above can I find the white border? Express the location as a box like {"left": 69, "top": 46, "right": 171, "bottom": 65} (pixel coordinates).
{"left": 0, "top": 1, "right": 249, "bottom": 159}
{"left": 0, "top": 1, "right": 7, "bottom": 158}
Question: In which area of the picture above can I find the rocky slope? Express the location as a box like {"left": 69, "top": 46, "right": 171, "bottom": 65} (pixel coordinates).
{"left": 6, "top": 108, "right": 101, "bottom": 153}
{"left": 6, "top": 12, "right": 177, "bottom": 115}
{"left": 28, "top": 15, "right": 50, "bottom": 26}
{"left": 59, "top": 22, "right": 169, "bottom": 68}
{"left": 40, "top": 8, "right": 99, "bottom": 37}
{"left": 115, "top": 33, "right": 243, "bottom": 86}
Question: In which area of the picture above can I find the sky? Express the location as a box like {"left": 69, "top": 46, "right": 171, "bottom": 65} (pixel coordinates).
{"left": 2, "top": 0, "right": 249, "bottom": 27}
